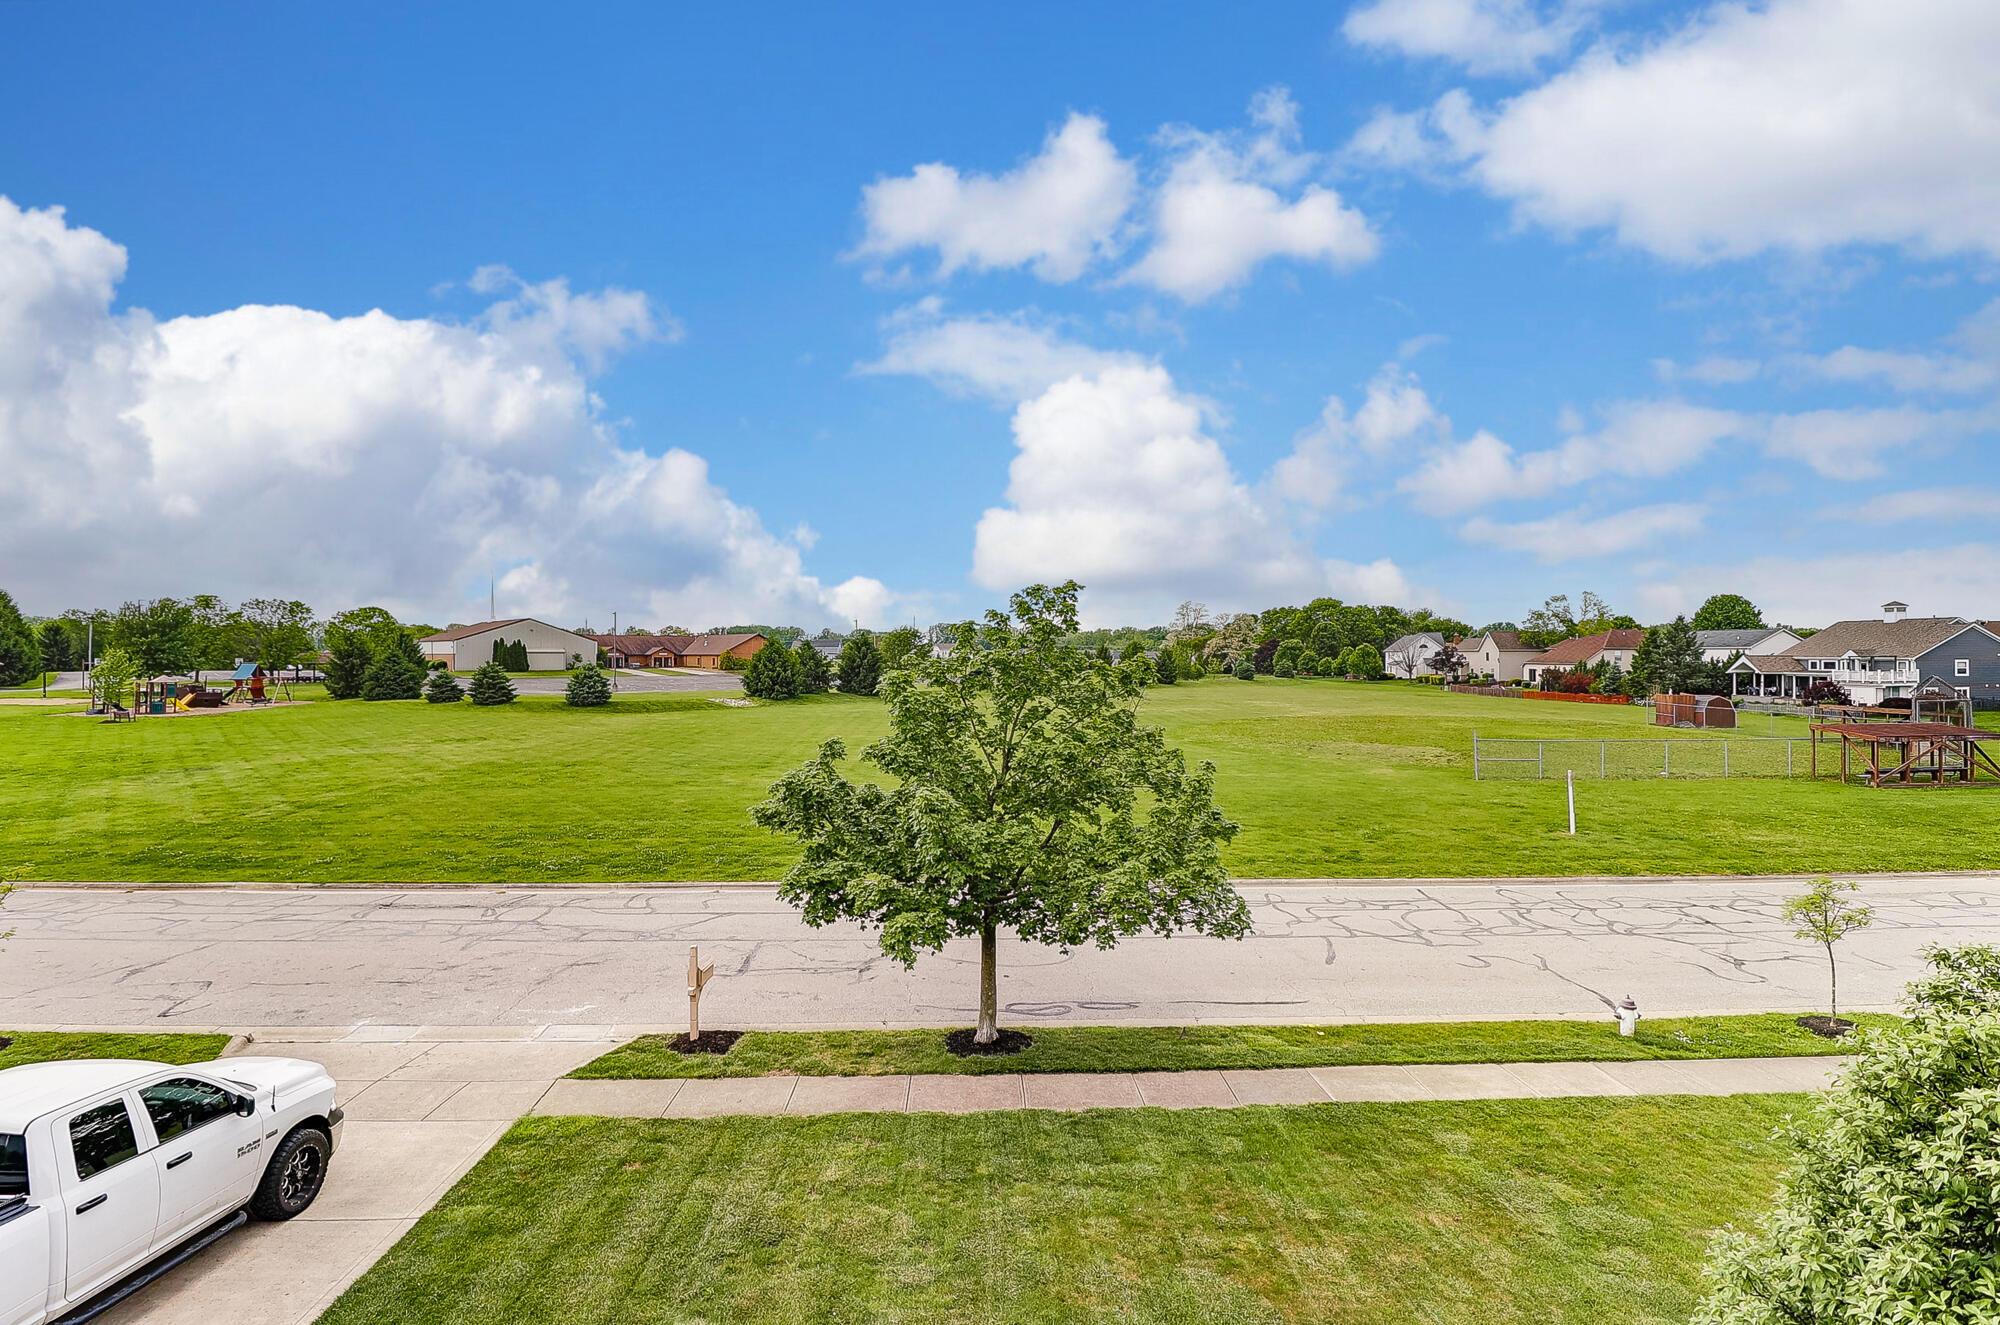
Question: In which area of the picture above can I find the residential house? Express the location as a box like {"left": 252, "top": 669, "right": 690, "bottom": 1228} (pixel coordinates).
{"left": 419, "top": 618, "right": 597, "bottom": 671}
{"left": 1521, "top": 628, "right": 1647, "bottom": 687}
{"left": 1459, "top": 629, "right": 1539, "bottom": 682}
{"left": 589, "top": 631, "right": 768, "bottom": 671}
{"left": 1383, "top": 632, "right": 1448, "bottom": 678}
{"left": 1695, "top": 627, "right": 1801, "bottom": 665}
{"left": 1728, "top": 602, "right": 2000, "bottom": 704}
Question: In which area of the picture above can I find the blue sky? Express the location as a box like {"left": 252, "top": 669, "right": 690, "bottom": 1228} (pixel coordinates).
{"left": 1, "top": 1, "right": 1995, "bottom": 630}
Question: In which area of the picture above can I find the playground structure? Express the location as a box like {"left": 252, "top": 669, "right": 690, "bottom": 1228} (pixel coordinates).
{"left": 1808, "top": 719, "right": 2000, "bottom": 788}
{"left": 122, "top": 665, "right": 277, "bottom": 717}
{"left": 1653, "top": 693, "right": 1737, "bottom": 729}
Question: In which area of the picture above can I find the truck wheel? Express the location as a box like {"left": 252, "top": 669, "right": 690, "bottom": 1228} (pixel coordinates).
{"left": 250, "top": 1126, "right": 331, "bottom": 1220}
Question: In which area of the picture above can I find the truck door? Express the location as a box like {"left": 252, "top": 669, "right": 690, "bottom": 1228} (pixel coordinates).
{"left": 61, "top": 1096, "right": 160, "bottom": 1302}
{"left": 139, "top": 1075, "right": 261, "bottom": 1239}
{"left": 1, "top": 1135, "right": 52, "bottom": 1325}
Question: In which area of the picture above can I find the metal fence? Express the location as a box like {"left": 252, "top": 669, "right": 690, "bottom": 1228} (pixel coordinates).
{"left": 1472, "top": 734, "right": 1814, "bottom": 780}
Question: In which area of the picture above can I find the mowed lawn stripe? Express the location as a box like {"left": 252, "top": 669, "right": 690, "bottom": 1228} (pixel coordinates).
{"left": 4, "top": 682, "right": 1996, "bottom": 883}
{"left": 568, "top": 1014, "right": 1893, "bottom": 1079}
{"left": 316, "top": 1097, "right": 1797, "bottom": 1324}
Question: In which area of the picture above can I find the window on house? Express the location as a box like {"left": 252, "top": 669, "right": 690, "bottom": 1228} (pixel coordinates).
{"left": 1956, "top": 659, "right": 1971, "bottom": 677}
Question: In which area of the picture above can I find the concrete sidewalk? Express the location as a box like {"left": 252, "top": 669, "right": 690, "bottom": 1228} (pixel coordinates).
{"left": 535, "top": 1053, "right": 1847, "bottom": 1118}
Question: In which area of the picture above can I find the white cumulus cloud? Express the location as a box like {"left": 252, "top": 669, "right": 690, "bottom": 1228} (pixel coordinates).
{"left": 853, "top": 113, "right": 1137, "bottom": 283}
{"left": 1342, "top": 0, "right": 1597, "bottom": 76}
{"left": 1123, "top": 89, "right": 1378, "bottom": 302}
{"left": 1462, "top": 501, "right": 1707, "bottom": 561}
{"left": 1353, "top": 0, "right": 2000, "bottom": 263}
{"left": 857, "top": 299, "right": 1144, "bottom": 404}
{"left": 0, "top": 196, "right": 910, "bottom": 629}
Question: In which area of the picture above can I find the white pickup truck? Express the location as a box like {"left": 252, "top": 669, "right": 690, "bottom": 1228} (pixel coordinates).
{"left": 0, "top": 1055, "right": 341, "bottom": 1325}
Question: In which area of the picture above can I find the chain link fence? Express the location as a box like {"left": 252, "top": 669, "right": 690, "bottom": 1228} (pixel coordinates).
{"left": 1472, "top": 735, "right": 1814, "bottom": 780}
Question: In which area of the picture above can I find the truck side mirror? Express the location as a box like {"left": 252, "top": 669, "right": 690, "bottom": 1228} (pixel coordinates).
{"left": 236, "top": 1094, "right": 257, "bottom": 1117}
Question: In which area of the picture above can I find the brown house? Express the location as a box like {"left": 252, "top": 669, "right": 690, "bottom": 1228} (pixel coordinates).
{"left": 1521, "top": 628, "right": 1647, "bottom": 685}
{"left": 589, "top": 631, "right": 767, "bottom": 670}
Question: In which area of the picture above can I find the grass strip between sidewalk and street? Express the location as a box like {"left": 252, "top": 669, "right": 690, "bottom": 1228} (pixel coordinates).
{"left": 0, "top": 1030, "right": 233, "bottom": 1070}
{"left": 569, "top": 1012, "right": 1896, "bottom": 1079}
{"left": 318, "top": 1096, "right": 1797, "bottom": 1325}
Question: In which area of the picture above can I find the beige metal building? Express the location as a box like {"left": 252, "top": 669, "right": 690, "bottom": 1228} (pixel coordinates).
{"left": 419, "top": 618, "right": 597, "bottom": 671}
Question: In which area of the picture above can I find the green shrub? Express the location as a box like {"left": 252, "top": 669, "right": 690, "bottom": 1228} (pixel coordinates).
{"left": 1695, "top": 945, "right": 2000, "bottom": 1324}
{"left": 1153, "top": 648, "right": 1178, "bottom": 686}
{"left": 743, "top": 641, "right": 801, "bottom": 700}
{"left": 794, "top": 642, "right": 833, "bottom": 694}
{"left": 360, "top": 654, "right": 424, "bottom": 700}
{"left": 836, "top": 633, "right": 883, "bottom": 696}
{"left": 469, "top": 660, "right": 516, "bottom": 706}
{"left": 1234, "top": 661, "right": 1255, "bottom": 681}
{"left": 565, "top": 662, "right": 612, "bottom": 707}
{"left": 423, "top": 670, "right": 464, "bottom": 704}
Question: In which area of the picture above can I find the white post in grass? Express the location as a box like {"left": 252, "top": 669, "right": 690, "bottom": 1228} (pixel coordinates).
{"left": 1566, "top": 769, "right": 1577, "bottom": 835}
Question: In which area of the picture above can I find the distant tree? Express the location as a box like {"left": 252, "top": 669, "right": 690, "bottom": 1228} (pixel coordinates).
{"left": 1802, "top": 679, "right": 1852, "bottom": 706}
{"left": 424, "top": 669, "right": 464, "bottom": 704}
{"left": 1253, "top": 639, "right": 1279, "bottom": 674}
{"left": 1347, "top": 643, "right": 1383, "bottom": 679}
{"left": 1430, "top": 641, "right": 1467, "bottom": 683}
{"left": 1694, "top": 946, "right": 1999, "bottom": 1325}
{"left": 1169, "top": 600, "right": 1210, "bottom": 637}
{"left": 836, "top": 632, "right": 884, "bottom": 696}
{"left": 361, "top": 631, "right": 426, "bottom": 700}
{"left": 1691, "top": 593, "right": 1764, "bottom": 632}
{"left": 1783, "top": 877, "right": 1873, "bottom": 1028}
{"left": 323, "top": 630, "right": 372, "bottom": 700}
{"left": 753, "top": 582, "right": 1248, "bottom": 1046}
{"left": 37, "top": 619, "right": 76, "bottom": 673}
{"left": 1153, "top": 646, "right": 1178, "bottom": 686}
{"left": 239, "top": 599, "right": 316, "bottom": 674}
{"left": 1094, "top": 641, "right": 1114, "bottom": 663}
{"left": 0, "top": 591, "right": 38, "bottom": 687}
{"left": 110, "top": 597, "right": 197, "bottom": 676}
{"left": 88, "top": 645, "right": 139, "bottom": 711}
{"left": 1314, "top": 655, "right": 1336, "bottom": 677}
{"left": 325, "top": 606, "right": 406, "bottom": 657}
{"left": 187, "top": 594, "right": 246, "bottom": 681}
{"left": 469, "top": 660, "right": 517, "bottom": 706}
{"left": 794, "top": 641, "right": 833, "bottom": 694}
{"left": 565, "top": 662, "right": 612, "bottom": 707}
{"left": 1634, "top": 617, "right": 1702, "bottom": 694}
{"left": 1272, "top": 640, "right": 1306, "bottom": 677}
{"left": 1234, "top": 660, "right": 1255, "bottom": 681}
{"left": 743, "top": 640, "right": 802, "bottom": 699}
{"left": 876, "top": 626, "right": 924, "bottom": 672}
{"left": 1118, "top": 638, "right": 1146, "bottom": 663}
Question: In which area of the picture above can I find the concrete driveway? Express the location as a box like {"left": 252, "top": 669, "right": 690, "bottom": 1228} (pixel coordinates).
{"left": 96, "top": 1029, "right": 617, "bottom": 1325}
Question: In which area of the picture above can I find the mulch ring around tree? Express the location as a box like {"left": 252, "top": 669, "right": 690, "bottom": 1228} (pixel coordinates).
{"left": 944, "top": 1027, "right": 1035, "bottom": 1057}
{"left": 666, "top": 1030, "right": 743, "bottom": 1055}
{"left": 1795, "top": 1015, "right": 1855, "bottom": 1039}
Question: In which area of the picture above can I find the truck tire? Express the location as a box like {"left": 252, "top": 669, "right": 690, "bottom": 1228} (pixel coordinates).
{"left": 249, "top": 1126, "right": 331, "bottom": 1220}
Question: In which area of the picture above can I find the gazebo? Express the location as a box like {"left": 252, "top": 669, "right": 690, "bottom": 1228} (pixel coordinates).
{"left": 1809, "top": 719, "right": 2000, "bottom": 788}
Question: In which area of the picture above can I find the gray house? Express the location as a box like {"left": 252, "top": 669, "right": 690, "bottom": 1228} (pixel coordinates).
{"left": 1729, "top": 604, "right": 2000, "bottom": 705}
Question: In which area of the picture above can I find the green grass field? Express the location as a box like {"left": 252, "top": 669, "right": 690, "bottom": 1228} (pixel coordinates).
{"left": 317, "top": 1098, "right": 1792, "bottom": 1325}
{"left": 571, "top": 1013, "right": 1890, "bottom": 1079}
{"left": 0, "top": 1030, "right": 232, "bottom": 1069}
{"left": 3, "top": 680, "right": 1996, "bottom": 882}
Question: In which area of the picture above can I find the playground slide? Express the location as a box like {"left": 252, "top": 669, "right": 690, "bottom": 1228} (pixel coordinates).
{"left": 176, "top": 693, "right": 195, "bottom": 712}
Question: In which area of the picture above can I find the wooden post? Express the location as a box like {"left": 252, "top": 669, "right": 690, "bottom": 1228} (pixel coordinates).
{"left": 687, "top": 945, "right": 715, "bottom": 1041}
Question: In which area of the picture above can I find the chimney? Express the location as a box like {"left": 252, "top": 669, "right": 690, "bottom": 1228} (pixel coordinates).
{"left": 1882, "top": 600, "right": 1909, "bottom": 624}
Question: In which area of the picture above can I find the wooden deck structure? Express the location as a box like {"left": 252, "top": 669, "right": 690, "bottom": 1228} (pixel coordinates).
{"left": 1809, "top": 720, "right": 2000, "bottom": 788}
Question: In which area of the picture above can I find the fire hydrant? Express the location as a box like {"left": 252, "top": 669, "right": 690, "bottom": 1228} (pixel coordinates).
{"left": 1615, "top": 995, "right": 1641, "bottom": 1037}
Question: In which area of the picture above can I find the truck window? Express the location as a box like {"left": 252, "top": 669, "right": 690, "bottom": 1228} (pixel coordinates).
{"left": 70, "top": 1101, "right": 140, "bottom": 1181}
{"left": 140, "top": 1078, "right": 239, "bottom": 1142}
{"left": 0, "top": 1134, "right": 24, "bottom": 1195}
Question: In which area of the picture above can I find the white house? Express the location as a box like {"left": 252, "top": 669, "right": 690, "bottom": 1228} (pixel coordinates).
{"left": 1459, "top": 630, "right": 1539, "bottom": 682}
{"left": 1383, "top": 632, "right": 1448, "bottom": 678}
{"left": 418, "top": 617, "right": 597, "bottom": 671}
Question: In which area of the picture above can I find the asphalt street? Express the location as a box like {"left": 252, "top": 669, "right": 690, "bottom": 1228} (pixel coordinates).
{"left": 3, "top": 875, "right": 1994, "bottom": 1030}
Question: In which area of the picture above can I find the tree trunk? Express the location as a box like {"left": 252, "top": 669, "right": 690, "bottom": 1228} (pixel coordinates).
{"left": 1826, "top": 943, "right": 1838, "bottom": 1022}
{"left": 974, "top": 922, "right": 999, "bottom": 1044}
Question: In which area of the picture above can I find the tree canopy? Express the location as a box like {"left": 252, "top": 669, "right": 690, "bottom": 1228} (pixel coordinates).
{"left": 1692, "top": 593, "right": 1765, "bottom": 632}
{"left": 753, "top": 582, "right": 1249, "bottom": 1045}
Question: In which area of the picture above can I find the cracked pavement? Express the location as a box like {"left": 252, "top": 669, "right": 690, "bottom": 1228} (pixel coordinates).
{"left": 2, "top": 876, "right": 1995, "bottom": 1029}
